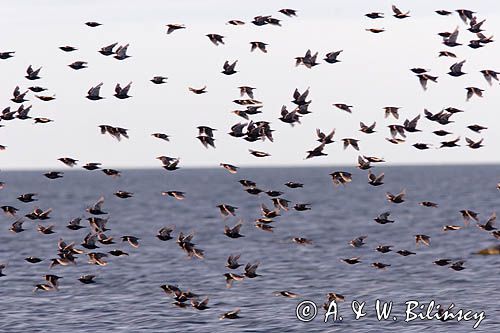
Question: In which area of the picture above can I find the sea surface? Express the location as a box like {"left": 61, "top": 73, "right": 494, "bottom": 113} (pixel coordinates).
{"left": 0, "top": 165, "right": 499, "bottom": 332}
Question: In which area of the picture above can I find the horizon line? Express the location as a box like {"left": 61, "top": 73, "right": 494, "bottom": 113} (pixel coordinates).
{"left": 1, "top": 161, "right": 500, "bottom": 172}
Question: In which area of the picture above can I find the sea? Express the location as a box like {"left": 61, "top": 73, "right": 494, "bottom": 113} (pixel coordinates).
{"left": 0, "top": 165, "right": 498, "bottom": 332}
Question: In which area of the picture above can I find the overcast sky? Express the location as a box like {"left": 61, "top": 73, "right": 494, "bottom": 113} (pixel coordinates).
{"left": 1, "top": 0, "right": 500, "bottom": 170}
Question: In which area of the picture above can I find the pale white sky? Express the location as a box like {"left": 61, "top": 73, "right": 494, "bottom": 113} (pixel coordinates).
{"left": 1, "top": 0, "right": 499, "bottom": 170}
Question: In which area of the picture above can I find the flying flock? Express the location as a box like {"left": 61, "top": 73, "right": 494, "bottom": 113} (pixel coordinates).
{"left": 0, "top": 4, "right": 499, "bottom": 321}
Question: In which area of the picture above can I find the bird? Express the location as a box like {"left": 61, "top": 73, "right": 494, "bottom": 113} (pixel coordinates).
{"left": 374, "top": 212, "right": 394, "bottom": 224}
{"left": 333, "top": 103, "right": 353, "bottom": 113}
{"left": 435, "top": 10, "right": 452, "bottom": 16}
{"left": 99, "top": 42, "right": 118, "bottom": 56}
{"left": 28, "top": 86, "right": 46, "bottom": 93}
{"left": 114, "top": 190, "right": 133, "bottom": 199}
{"left": 420, "top": 201, "right": 438, "bottom": 208}
{"left": 384, "top": 106, "right": 400, "bottom": 119}
{"left": 58, "top": 157, "right": 78, "bottom": 167}
{"left": 0, "top": 51, "right": 15, "bottom": 59}
{"left": 433, "top": 130, "right": 452, "bottom": 136}
{"left": 25, "top": 257, "right": 43, "bottom": 264}
{"left": 342, "top": 138, "right": 359, "bottom": 151}
{"left": 434, "top": 259, "right": 452, "bottom": 266}
{"left": 85, "top": 21, "right": 102, "bottom": 27}
{"left": 386, "top": 190, "right": 405, "bottom": 203}
{"left": 9, "top": 219, "right": 25, "bottom": 233}
{"left": 226, "top": 254, "right": 242, "bottom": 269}
{"left": 227, "top": 20, "right": 245, "bottom": 26}
{"left": 217, "top": 204, "right": 238, "bottom": 217}
{"left": 161, "top": 191, "right": 185, "bottom": 200}
{"left": 274, "top": 291, "right": 300, "bottom": 298}
{"left": 279, "top": 8, "right": 297, "bottom": 17}
{"left": 44, "top": 171, "right": 63, "bottom": 179}
{"left": 324, "top": 50, "right": 342, "bottom": 63}
{"left": 359, "top": 122, "right": 376, "bottom": 134}
{"left": 330, "top": 171, "right": 352, "bottom": 186}
{"left": 87, "top": 196, "right": 107, "bottom": 215}
{"left": 249, "top": 149, "right": 270, "bottom": 157}
{"left": 372, "top": 262, "right": 391, "bottom": 270}
{"left": 448, "top": 60, "right": 466, "bottom": 77}
{"left": 109, "top": 249, "right": 129, "bottom": 257}
{"left": 460, "top": 209, "right": 479, "bottom": 225}
{"left": 350, "top": 236, "right": 367, "bottom": 248}
{"left": 467, "top": 124, "right": 488, "bottom": 133}
{"left": 11, "top": 86, "right": 28, "bottom": 103}
{"left": 222, "top": 60, "right": 238, "bottom": 75}
{"left": 220, "top": 163, "right": 238, "bottom": 174}
{"left": 368, "top": 171, "right": 384, "bottom": 186}
{"left": 415, "top": 67, "right": 434, "bottom": 76}
{"left": 404, "top": 115, "right": 421, "bottom": 132}
{"left": 450, "top": 261, "right": 466, "bottom": 271}
{"left": 285, "top": 182, "right": 303, "bottom": 188}
{"left": 166, "top": 24, "right": 185, "bottom": 34}
{"left": 189, "top": 86, "right": 207, "bottom": 94}
{"left": 357, "top": 156, "right": 372, "bottom": 170}
{"left": 415, "top": 234, "right": 431, "bottom": 246}
{"left": 465, "top": 138, "right": 484, "bottom": 149}
{"left": 316, "top": 128, "right": 335, "bottom": 144}
{"left": 443, "top": 225, "right": 462, "bottom": 231}
{"left": 114, "top": 82, "right": 132, "bottom": 99}
{"left": 68, "top": 61, "right": 87, "bottom": 70}
{"left": 197, "top": 135, "right": 216, "bottom": 149}
{"left": 465, "top": 87, "right": 484, "bottom": 101}
{"left": 244, "top": 262, "right": 260, "bottom": 278}
{"left": 37, "top": 224, "right": 55, "bottom": 235}
{"left": 224, "top": 223, "right": 244, "bottom": 238}
{"left": 438, "top": 51, "right": 456, "bottom": 58}
{"left": 86, "top": 83, "right": 104, "bottom": 100}
{"left": 443, "top": 27, "right": 461, "bottom": 47}
{"left": 60, "top": 45, "right": 77, "bottom": 52}
{"left": 365, "top": 12, "right": 384, "bottom": 19}
{"left": 197, "top": 126, "right": 216, "bottom": 137}
{"left": 342, "top": 257, "right": 361, "bottom": 265}
{"left": 480, "top": 70, "right": 499, "bottom": 85}
{"left": 296, "top": 49, "right": 319, "bottom": 68}
{"left": 156, "top": 226, "right": 174, "bottom": 241}
{"left": 25, "top": 65, "right": 42, "bottom": 80}
{"left": 122, "top": 236, "right": 140, "bottom": 248}
{"left": 250, "top": 41, "right": 268, "bottom": 53}
{"left": 157, "top": 156, "right": 180, "bottom": 171}
{"left": 220, "top": 309, "right": 241, "bottom": 320}
{"left": 417, "top": 74, "right": 438, "bottom": 91}
{"left": 148, "top": 134, "right": 170, "bottom": 144}
{"left": 206, "top": 34, "right": 224, "bottom": 46}
{"left": 66, "top": 217, "right": 85, "bottom": 230}
{"left": 17, "top": 193, "right": 38, "bottom": 203}
{"left": 83, "top": 162, "right": 102, "bottom": 170}
{"left": 477, "top": 212, "right": 497, "bottom": 231}
{"left": 25, "top": 207, "right": 52, "bottom": 220}
{"left": 78, "top": 275, "right": 96, "bottom": 284}
{"left": 191, "top": 298, "right": 210, "bottom": 310}
{"left": 392, "top": 5, "right": 410, "bottom": 18}
{"left": 366, "top": 28, "right": 385, "bottom": 33}
{"left": 397, "top": 250, "right": 416, "bottom": 256}
{"left": 305, "top": 143, "right": 326, "bottom": 159}
{"left": 376, "top": 245, "right": 393, "bottom": 253}
{"left": 440, "top": 137, "right": 460, "bottom": 148}
{"left": 239, "top": 86, "right": 255, "bottom": 99}
{"left": 114, "top": 44, "right": 130, "bottom": 60}
{"left": 151, "top": 76, "right": 168, "bottom": 84}
{"left": 293, "top": 237, "right": 312, "bottom": 245}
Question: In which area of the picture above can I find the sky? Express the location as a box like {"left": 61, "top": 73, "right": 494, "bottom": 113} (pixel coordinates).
{"left": 1, "top": 0, "right": 500, "bottom": 170}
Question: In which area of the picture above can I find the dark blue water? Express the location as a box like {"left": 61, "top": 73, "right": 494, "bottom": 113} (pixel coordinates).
{"left": 0, "top": 166, "right": 498, "bottom": 332}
